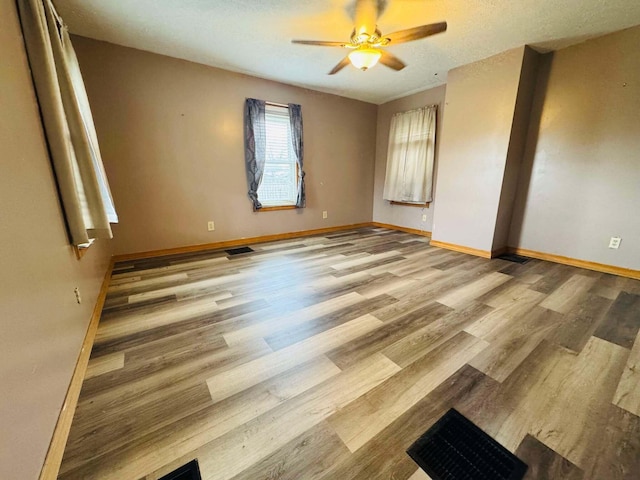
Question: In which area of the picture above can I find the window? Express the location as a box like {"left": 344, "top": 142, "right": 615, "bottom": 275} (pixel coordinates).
{"left": 257, "top": 104, "right": 297, "bottom": 207}
{"left": 18, "top": 0, "right": 118, "bottom": 248}
{"left": 244, "top": 98, "right": 305, "bottom": 211}
{"left": 383, "top": 105, "right": 437, "bottom": 205}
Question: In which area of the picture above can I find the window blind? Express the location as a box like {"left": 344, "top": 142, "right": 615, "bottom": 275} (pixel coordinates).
{"left": 259, "top": 105, "right": 297, "bottom": 205}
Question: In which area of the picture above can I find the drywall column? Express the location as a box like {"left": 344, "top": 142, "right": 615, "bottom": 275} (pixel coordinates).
{"left": 509, "top": 26, "right": 640, "bottom": 270}
{"left": 491, "top": 47, "right": 541, "bottom": 252}
{"left": 431, "top": 46, "right": 539, "bottom": 256}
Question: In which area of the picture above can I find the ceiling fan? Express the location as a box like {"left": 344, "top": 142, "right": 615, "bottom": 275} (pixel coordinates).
{"left": 292, "top": 0, "right": 447, "bottom": 74}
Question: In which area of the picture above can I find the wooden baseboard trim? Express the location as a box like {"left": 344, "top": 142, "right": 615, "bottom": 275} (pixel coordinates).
{"left": 39, "top": 258, "right": 114, "bottom": 480}
{"left": 112, "top": 223, "right": 374, "bottom": 262}
{"left": 371, "top": 222, "right": 432, "bottom": 238}
{"left": 508, "top": 247, "right": 640, "bottom": 280}
{"left": 429, "top": 239, "right": 494, "bottom": 259}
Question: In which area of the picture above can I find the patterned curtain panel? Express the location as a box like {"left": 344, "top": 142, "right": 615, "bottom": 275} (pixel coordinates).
{"left": 288, "top": 103, "right": 305, "bottom": 208}
{"left": 383, "top": 105, "right": 437, "bottom": 204}
{"left": 18, "top": 0, "right": 118, "bottom": 245}
{"left": 244, "top": 98, "right": 267, "bottom": 210}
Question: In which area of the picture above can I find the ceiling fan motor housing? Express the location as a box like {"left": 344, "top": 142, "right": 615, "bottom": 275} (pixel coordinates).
{"left": 350, "top": 28, "right": 387, "bottom": 46}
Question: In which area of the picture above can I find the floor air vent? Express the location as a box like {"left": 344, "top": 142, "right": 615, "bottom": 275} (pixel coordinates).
{"left": 407, "top": 409, "right": 527, "bottom": 480}
{"left": 496, "top": 253, "right": 530, "bottom": 264}
{"left": 225, "top": 246, "right": 254, "bottom": 255}
{"left": 158, "top": 459, "right": 202, "bottom": 480}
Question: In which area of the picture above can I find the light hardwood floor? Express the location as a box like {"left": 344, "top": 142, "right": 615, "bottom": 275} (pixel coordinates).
{"left": 59, "top": 227, "right": 640, "bottom": 480}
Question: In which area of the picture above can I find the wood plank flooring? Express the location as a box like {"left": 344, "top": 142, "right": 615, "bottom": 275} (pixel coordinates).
{"left": 59, "top": 227, "right": 640, "bottom": 480}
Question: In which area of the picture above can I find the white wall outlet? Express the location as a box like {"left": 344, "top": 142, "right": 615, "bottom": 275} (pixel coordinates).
{"left": 421, "top": 214, "right": 427, "bottom": 222}
{"left": 74, "top": 287, "right": 82, "bottom": 304}
{"left": 322, "top": 211, "right": 328, "bottom": 219}
{"left": 207, "top": 221, "right": 215, "bottom": 231}
{"left": 608, "top": 236, "right": 621, "bottom": 249}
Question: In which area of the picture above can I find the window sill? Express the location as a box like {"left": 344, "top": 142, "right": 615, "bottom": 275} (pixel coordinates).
{"left": 257, "top": 205, "right": 299, "bottom": 212}
{"left": 390, "top": 201, "right": 430, "bottom": 208}
{"left": 73, "top": 239, "right": 95, "bottom": 260}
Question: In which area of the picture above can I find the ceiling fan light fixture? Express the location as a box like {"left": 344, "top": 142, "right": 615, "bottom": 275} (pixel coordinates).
{"left": 348, "top": 48, "right": 382, "bottom": 71}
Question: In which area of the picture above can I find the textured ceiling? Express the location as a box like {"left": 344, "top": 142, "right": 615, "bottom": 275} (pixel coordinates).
{"left": 54, "top": 0, "right": 640, "bottom": 104}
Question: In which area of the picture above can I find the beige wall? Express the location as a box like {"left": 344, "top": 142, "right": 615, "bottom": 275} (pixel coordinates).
{"left": 372, "top": 85, "right": 446, "bottom": 233}
{"left": 72, "top": 37, "right": 378, "bottom": 255}
{"left": 0, "top": 3, "right": 112, "bottom": 479}
{"left": 431, "top": 47, "right": 526, "bottom": 252}
{"left": 509, "top": 26, "right": 640, "bottom": 269}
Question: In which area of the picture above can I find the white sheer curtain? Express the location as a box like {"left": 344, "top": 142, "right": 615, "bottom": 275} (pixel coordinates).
{"left": 383, "top": 105, "right": 437, "bottom": 204}
{"left": 18, "top": 0, "right": 117, "bottom": 245}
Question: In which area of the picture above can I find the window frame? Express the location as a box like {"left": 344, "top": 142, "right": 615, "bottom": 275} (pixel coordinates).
{"left": 256, "top": 103, "right": 299, "bottom": 210}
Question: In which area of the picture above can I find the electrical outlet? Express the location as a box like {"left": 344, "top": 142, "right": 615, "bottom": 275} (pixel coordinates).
{"left": 322, "top": 211, "right": 328, "bottom": 219}
{"left": 608, "top": 237, "right": 621, "bottom": 249}
{"left": 422, "top": 214, "right": 427, "bottom": 222}
{"left": 207, "top": 221, "right": 215, "bottom": 231}
{"left": 74, "top": 287, "right": 82, "bottom": 304}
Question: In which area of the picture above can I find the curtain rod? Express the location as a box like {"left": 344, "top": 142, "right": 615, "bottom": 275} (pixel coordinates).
{"left": 392, "top": 104, "right": 438, "bottom": 116}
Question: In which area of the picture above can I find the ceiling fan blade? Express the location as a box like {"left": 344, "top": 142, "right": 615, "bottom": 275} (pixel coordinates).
{"left": 379, "top": 50, "right": 406, "bottom": 71}
{"left": 385, "top": 22, "right": 447, "bottom": 44}
{"left": 328, "top": 56, "right": 351, "bottom": 75}
{"left": 292, "top": 40, "right": 347, "bottom": 47}
{"left": 354, "top": 0, "right": 378, "bottom": 36}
